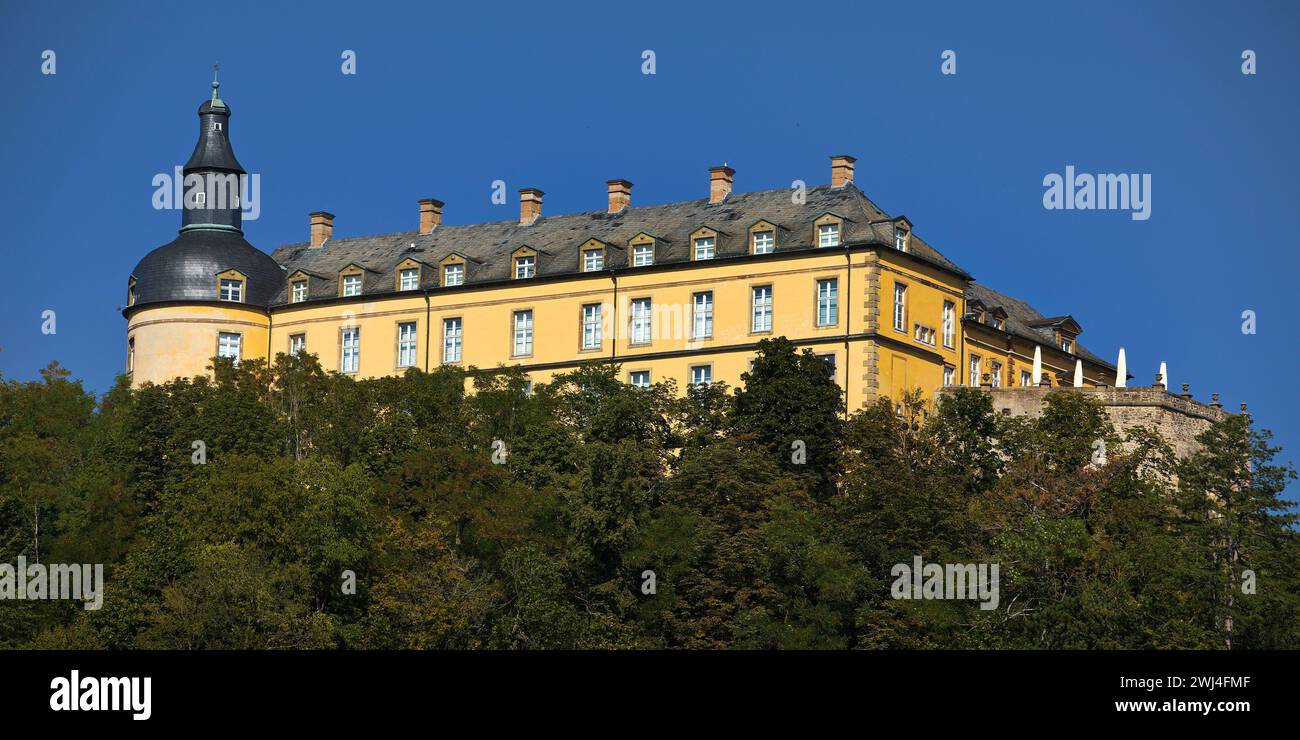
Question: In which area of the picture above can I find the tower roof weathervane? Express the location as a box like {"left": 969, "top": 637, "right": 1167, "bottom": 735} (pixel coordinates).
{"left": 211, "top": 63, "right": 225, "bottom": 107}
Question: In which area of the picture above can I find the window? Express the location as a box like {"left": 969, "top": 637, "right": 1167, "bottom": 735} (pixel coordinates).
{"left": 942, "top": 301, "right": 955, "bottom": 348}
{"left": 693, "top": 236, "right": 715, "bottom": 261}
{"left": 583, "top": 249, "right": 603, "bottom": 272}
{"left": 894, "top": 227, "right": 908, "bottom": 251}
{"left": 194, "top": 191, "right": 207, "bottom": 207}
{"left": 342, "top": 274, "right": 362, "bottom": 297}
{"left": 914, "top": 324, "right": 936, "bottom": 346}
{"left": 816, "top": 279, "right": 838, "bottom": 326}
{"left": 818, "top": 354, "right": 836, "bottom": 380}
{"left": 818, "top": 222, "right": 840, "bottom": 247}
{"left": 514, "top": 255, "right": 535, "bottom": 279}
{"left": 629, "top": 370, "right": 651, "bottom": 388}
{"left": 513, "top": 310, "right": 533, "bottom": 356}
{"left": 969, "top": 355, "right": 981, "bottom": 387}
{"left": 692, "top": 291, "right": 713, "bottom": 339}
{"left": 1021, "top": 370, "right": 1033, "bottom": 387}
{"left": 633, "top": 243, "right": 654, "bottom": 267}
{"left": 753, "top": 230, "right": 775, "bottom": 254}
{"left": 127, "top": 337, "right": 135, "bottom": 373}
{"left": 990, "top": 360, "right": 1003, "bottom": 387}
{"left": 751, "top": 286, "right": 773, "bottom": 333}
{"left": 893, "top": 283, "right": 907, "bottom": 332}
{"left": 399, "top": 268, "right": 419, "bottom": 291}
{"left": 443, "top": 263, "right": 464, "bottom": 287}
{"left": 581, "top": 303, "right": 602, "bottom": 349}
{"left": 630, "top": 298, "right": 652, "bottom": 344}
{"left": 289, "top": 334, "right": 305, "bottom": 355}
{"left": 991, "top": 317, "right": 1004, "bottom": 330}
{"left": 1060, "top": 338, "right": 1073, "bottom": 353}
{"left": 943, "top": 366, "right": 956, "bottom": 386}
{"left": 217, "top": 332, "right": 241, "bottom": 363}
{"left": 690, "top": 365, "right": 712, "bottom": 387}
{"left": 127, "top": 278, "right": 136, "bottom": 307}
{"left": 341, "top": 328, "right": 360, "bottom": 373}
{"left": 397, "top": 322, "right": 417, "bottom": 367}
{"left": 443, "top": 318, "right": 462, "bottom": 363}
{"left": 291, "top": 280, "right": 308, "bottom": 303}
{"left": 219, "top": 278, "right": 242, "bottom": 302}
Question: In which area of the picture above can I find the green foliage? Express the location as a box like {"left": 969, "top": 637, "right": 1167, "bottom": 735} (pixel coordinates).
{"left": 0, "top": 347, "right": 1295, "bottom": 650}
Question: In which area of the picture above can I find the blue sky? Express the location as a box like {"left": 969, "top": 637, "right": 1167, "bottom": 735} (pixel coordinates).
{"left": 1, "top": 0, "right": 1297, "bottom": 492}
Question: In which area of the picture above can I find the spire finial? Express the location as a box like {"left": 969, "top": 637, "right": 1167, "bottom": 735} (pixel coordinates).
{"left": 211, "top": 63, "right": 221, "bottom": 102}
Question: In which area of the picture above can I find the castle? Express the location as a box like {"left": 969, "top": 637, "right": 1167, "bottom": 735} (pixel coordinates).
{"left": 124, "top": 82, "right": 1229, "bottom": 448}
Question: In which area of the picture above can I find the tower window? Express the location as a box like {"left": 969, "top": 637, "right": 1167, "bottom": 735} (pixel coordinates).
{"left": 219, "top": 278, "right": 243, "bottom": 302}
{"left": 217, "top": 332, "right": 242, "bottom": 363}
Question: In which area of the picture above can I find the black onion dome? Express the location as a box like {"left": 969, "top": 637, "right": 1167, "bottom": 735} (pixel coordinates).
{"left": 131, "top": 229, "right": 283, "bottom": 307}
{"left": 127, "top": 79, "right": 282, "bottom": 313}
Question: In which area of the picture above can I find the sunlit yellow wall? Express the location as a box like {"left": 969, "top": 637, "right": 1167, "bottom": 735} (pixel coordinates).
{"left": 871, "top": 252, "right": 966, "bottom": 406}
{"left": 127, "top": 304, "right": 269, "bottom": 386}
{"left": 269, "top": 296, "right": 426, "bottom": 378}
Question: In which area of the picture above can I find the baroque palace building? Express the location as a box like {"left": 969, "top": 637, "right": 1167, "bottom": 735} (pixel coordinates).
{"left": 126, "top": 84, "right": 1123, "bottom": 407}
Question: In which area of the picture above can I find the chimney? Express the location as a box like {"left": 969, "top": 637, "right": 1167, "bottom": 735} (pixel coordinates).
{"left": 830, "top": 154, "right": 856, "bottom": 187}
{"left": 519, "top": 188, "right": 544, "bottom": 225}
{"left": 607, "top": 179, "right": 632, "bottom": 213}
{"left": 418, "top": 198, "right": 444, "bottom": 235}
{"left": 708, "top": 165, "right": 734, "bottom": 203}
{"left": 309, "top": 211, "right": 334, "bottom": 248}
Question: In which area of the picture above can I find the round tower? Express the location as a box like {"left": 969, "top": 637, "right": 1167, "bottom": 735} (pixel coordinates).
{"left": 124, "top": 74, "right": 282, "bottom": 385}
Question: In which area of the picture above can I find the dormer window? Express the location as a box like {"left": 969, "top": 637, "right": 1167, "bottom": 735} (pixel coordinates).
{"left": 444, "top": 263, "right": 464, "bottom": 287}
{"left": 342, "top": 274, "right": 362, "bottom": 297}
{"left": 753, "top": 230, "right": 775, "bottom": 254}
{"left": 633, "top": 243, "right": 653, "bottom": 266}
{"left": 399, "top": 267, "right": 420, "bottom": 291}
{"left": 514, "top": 254, "right": 535, "bottom": 279}
{"left": 991, "top": 317, "right": 1004, "bottom": 330}
{"left": 818, "top": 222, "right": 840, "bottom": 247}
{"left": 1060, "top": 337, "right": 1073, "bottom": 353}
{"left": 894, "top": 227, "right": 908, "bottom": 251}
{"left": 583, "top": 248, "right": 604, "bottom": 272}
{"left": 127, "top": 277, "right": 136, "bottom": 307}
{"left": 693, "top": 236, "right": 715, "bottom": 261}
{"left": 217, "top": 271, "right": 245, "bottom": 302}
{"left": 291, "top": 280, "right": 307, "bottom": 303}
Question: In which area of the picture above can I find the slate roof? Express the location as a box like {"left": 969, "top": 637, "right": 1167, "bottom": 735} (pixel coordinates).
{"left": 965, "top": 282, "right": 1114, "bottom": 370}
{"left": 268, "top": 183, "right": 969, "bottom": 305}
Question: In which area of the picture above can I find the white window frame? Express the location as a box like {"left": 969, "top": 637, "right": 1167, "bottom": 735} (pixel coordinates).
{"left": 895, "top": 227, "right": 908, "bottom": 251}
{"left": 513, "top": 310, "right": 534, "bottom": 356}
{"left": 942, "top": 301, "right": 955, "bottom": 348}
{"left": 969, "top": 355, "right": 981, "bottom": 387}
{"left": 630, "top": 298, "right": 652, "bottom": 344}
{"left": 217, "top": 332, "right": 241, "bottom": 363}
{"left": 291, "top": 280, "right": 307, "bottom": 303}
{"left": 689, "top": 364, "right": 713, "bottom": 387}
{"left": 817, "top": 278, "right": 838, "bottom": 326}
{"left": 341, "top": 328, "right": 360, "bottom": 373}
{"left": 581, "top": 303, "right": 602, "bottom": 350}
{"left": 443, "top": 263, "right": 464, "bottom": 287}
{"left": 990, "top": 360, "right": 1003, "bottom": 387}
{"left": 342, "top": 274, "right": 363, "bottom": 297}
{"left": 751, "top": 286, "right": 773, "bottom": 333}
{"left": 893, "top": 283, "right": 907, "bottom": 332}
{"left": 943, "top": 366, "right": 955, "bottom": 387}
{"left": 1021, "top": 370, "right": 1033, "bottom": 387}
{"left": 693, "top": 236, "right": 715, "bottom": 261}
{"left": 514, "top": 255, "right": 536, "bottom": 279}
{"left": 753, "top": 230, "right": 775, "bottom": 254}
{"left": 818, "top": 222, "right": 840, "bottom": 247}
{"left": 399, "top": 268, "right": 420, "bottom": 291}
{"left": 289, "top": 334, "right": 306, "bottom": 355}
{"left": 219, "top": 278, "right": 242, "bottom": 302}
{"left": 443, "top": 317, "right": 462, "bottom": 363}
{"left": 583, "top": 249, "right": 603, "bottom": 272}
{"left": 629, "top": 370, "right": 651, "bottom": 388}
{"left": 397, "top": 322, "right": 417, "bottom": 368}
{"left": 692, "top": 291, "right": 713, "bottom": 339}
{"left": 632, "top": 243, "right": 654, "bottom": 267}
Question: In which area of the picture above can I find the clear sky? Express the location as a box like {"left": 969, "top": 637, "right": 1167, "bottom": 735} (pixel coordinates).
{"left": 2, "top": 0, "right": 1297, "bottom": 495}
